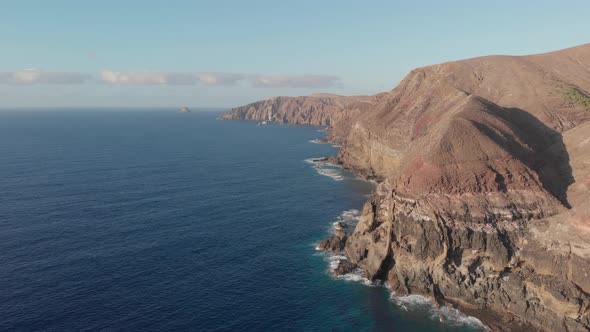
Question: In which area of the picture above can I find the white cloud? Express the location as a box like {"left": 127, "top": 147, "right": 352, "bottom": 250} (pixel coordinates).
{"left": 252, "top": 74, "right": 341, "bottom": 88}
{"left": 0, "top": 69, "right": 342, "bottom": 89}
{"left": 196, "top": 72, "right": 247, "bottom": 86}
{"left": 0, "top": 69, "right": 90, "bottom": 84}
{"left": 98, "top": 71, "right": 340, "bottom": 88}
{"left": 98, "top": 70, "right": 198, "bottom": 85}
{"left": 98, "top": 71, "right": 251, "bottom": 86}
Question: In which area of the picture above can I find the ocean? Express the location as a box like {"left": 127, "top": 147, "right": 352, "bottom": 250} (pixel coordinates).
{"left": 0, "top": 110, "right": 485, "bottom": 331}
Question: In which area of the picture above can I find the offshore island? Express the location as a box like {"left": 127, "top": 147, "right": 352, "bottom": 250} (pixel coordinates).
{"left": 222, "top": 44, "right": 590, "bottom": 332}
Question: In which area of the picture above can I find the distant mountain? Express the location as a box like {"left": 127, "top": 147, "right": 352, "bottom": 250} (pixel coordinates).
{"left": 221, "top": 94, "right": 383, "bottom": 126}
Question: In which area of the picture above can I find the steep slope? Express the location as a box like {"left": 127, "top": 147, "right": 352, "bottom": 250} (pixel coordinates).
{"left": 221, "top": 93, "right": 381, "bottom": 126}
{"left": 335, "top": 44, "right": 590, "bottom": 179}
{"left": 336, "top": 44, "right": 590, "bottom": 331}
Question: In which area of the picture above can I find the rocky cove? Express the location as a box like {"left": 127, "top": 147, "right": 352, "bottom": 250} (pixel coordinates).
{"left": 222, "top": 44, "right": 590, "bottom": 331}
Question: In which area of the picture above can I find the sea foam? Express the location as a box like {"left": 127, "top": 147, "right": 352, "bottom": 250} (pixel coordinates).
{"left": 391, "top": 294, "right": 488, "bottom": 330}
{"left": 318, "top": 209, "right": 488, "bottom": 331}
{"left": 305, "top": 157, "right": 344, "bottom": 181}
{"left": 315, "top": 167, "right": 343, "bottom": 181}
{"left": 317, "top": 209, "right": 379, "bottom": 286}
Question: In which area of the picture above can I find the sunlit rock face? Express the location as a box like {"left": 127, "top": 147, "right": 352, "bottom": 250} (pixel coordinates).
{"left": 229, "top": 44, "right": 590, "bottom": 331}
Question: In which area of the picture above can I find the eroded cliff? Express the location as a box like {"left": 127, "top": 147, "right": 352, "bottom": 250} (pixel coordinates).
{"left": 226, "top": 43, "right": 590, "bottom": 331}
{"left": 336, "top": 44, "right": 590, "bottom": 331}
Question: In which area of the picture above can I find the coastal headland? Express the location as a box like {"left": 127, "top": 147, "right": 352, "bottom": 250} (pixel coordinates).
{"left": 222, "top": 43, "right": 590, "bottom": 332}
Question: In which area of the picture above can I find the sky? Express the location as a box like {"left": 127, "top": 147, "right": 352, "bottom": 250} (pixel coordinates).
{"left": 1, "top": 0, "right": 589, "bottom": 108}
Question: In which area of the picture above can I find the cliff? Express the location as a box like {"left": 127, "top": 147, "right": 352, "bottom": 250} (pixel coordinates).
{"left": 221, "top": 93, "right": 382, "bottom": 126}
{"left": 227, "top": 43, "right": 590, "bottom": 331}
{"left": 336, "top": 43, "right": 590, "bottom": 331}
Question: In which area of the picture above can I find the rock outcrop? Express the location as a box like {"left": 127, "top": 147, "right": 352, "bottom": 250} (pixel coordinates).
{"left": 317, "top": 222, "right": 350, "bottom": 251}
{"left": 228, "top": 43, "right": 590, "bottom": 331}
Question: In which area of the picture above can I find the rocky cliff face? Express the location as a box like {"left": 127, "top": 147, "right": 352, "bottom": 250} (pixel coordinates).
{"left": 221, "top": 93, "right": 381, "bottom": 126}
{"left": 336, "top": 44, "right": 590, "bottom": 331}
{"left": 345, "top": 180, "right": 590, "bottom": 331}
{"left": 227, "top": 43, "right": 590, "bottom": 331}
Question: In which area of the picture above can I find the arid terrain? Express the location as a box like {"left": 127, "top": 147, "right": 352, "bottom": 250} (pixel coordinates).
{"left": 223, "top": 44, "right": 590, "bottom": 331}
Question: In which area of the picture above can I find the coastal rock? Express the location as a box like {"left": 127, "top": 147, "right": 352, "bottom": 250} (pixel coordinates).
{"left": 333, "top": 260, "right": 357, "bottom": 275}
{"left": 345, "top": 182, "right": 590, "bottom": 331}
{"left": 229, "top": 43, "right": 590, "bottom": 331}
{"left": 317, "top": 235, "right": 347, "bottom": 252}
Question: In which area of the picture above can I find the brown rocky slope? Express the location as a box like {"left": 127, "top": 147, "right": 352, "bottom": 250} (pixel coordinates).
{"left": 225, "top": 44, "right": 590, "bottom": 331}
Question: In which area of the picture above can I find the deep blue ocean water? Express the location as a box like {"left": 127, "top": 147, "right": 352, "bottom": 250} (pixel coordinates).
{"left": 0, "top": 110, "right": 485, "bottom": 331}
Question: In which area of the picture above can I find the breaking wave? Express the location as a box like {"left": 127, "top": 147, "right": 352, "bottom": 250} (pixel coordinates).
{"left": 391, "top": 294, "right": 488, "bottom": 330}
{"left": 332, "top": 209, "right": 360, "bottom": 229}
{"left": 315, "top": 168, "right": 343, "bottom": 181}
{"left": 308, "top": 135, "right": 341, "bottom": 148}
{"left": 317, "top": 210, "right": 488, "bottom": 331}
{"left": 328, "top": 255, "right": 380, "bottom": 287}
{"left": 316, "top": 209, "right": 379, "bottom": 286}
{"left": 305, "top": 157, "right": 344, "bottom": 181}
{"left": 304, "top": 157, "right": 327, "bottom": 164}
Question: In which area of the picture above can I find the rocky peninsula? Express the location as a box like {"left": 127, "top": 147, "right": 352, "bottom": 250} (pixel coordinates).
{"left": 222, "top": 44, "right": 590, "bottom": 331}
{"left": 220, "top": 93, "right": 383, "bottom": 126}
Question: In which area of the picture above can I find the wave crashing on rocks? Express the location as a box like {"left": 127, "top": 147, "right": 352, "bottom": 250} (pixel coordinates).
{"left": 305, "top": 157, "right": 344, "bottom": 181}
{"left": 318, "top": 209, "right": 488, "bottom": 331}
{"left": 392, "top": 294, "right": 488, "bottom": 330}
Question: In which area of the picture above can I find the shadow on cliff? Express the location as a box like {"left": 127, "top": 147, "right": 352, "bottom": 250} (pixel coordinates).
{"left": 476, "top": 105, "right": 574, "bottom": 208}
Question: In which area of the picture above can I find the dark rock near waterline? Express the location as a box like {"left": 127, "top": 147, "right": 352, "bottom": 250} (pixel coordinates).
{"left": 317, "top": 235, "right": 347, "bottom": 252}
{"left": 333, "top": 260, "right": 357, "bottom": 275}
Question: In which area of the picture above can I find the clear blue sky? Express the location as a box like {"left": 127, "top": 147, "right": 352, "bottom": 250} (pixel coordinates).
{"left": 1, "top": 0, "right": 589, "bottom": 108}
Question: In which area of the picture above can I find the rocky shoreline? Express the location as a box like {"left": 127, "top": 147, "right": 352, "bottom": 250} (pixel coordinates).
{"left": 223, "top": 44, "right": 590, "bottom": 331}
